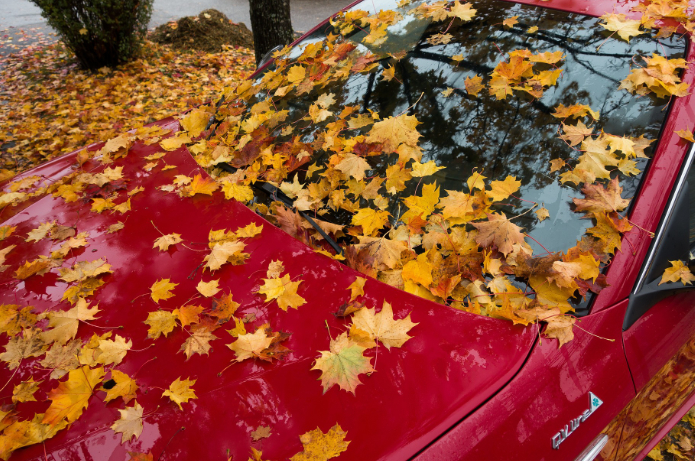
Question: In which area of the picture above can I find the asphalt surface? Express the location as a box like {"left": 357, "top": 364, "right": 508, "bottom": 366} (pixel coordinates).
{"left": 0, "top": 0, "right": 355, "bottom": 56}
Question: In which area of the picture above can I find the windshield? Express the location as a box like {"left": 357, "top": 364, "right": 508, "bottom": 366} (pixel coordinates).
{"left": 196, "top": 0, "right": 686, "bottom": 323}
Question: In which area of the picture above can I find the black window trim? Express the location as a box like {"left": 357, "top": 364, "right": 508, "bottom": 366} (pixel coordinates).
{"left": 632, "top": 141, "right": 695, "bottom": 295}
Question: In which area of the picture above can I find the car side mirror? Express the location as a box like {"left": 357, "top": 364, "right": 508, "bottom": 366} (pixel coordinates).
{"left": 624, "top": 179, "right": 692, "bottom": 330}
{"left": 258, "top": 45, "right": 283, "bottom": 69}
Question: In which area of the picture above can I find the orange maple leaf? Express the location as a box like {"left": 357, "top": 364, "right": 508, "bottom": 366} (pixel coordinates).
{"left": 471, "top": 213, "right": 525, "bottom": 256}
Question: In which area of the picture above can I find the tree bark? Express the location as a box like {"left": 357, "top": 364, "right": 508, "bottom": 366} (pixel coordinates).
{"left": 249, "top": 0, "right": 295, "bottom": 66}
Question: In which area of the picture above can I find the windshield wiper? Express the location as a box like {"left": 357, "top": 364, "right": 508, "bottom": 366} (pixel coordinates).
{"left": 217, "top": 163, "right": 344, "bottom": 256}
{"left": 198, "top": 96, "right": 345, "bottom": 256}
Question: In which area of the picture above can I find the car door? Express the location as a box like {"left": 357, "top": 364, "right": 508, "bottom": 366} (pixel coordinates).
{"left": 616, "top": 142, "right": 695, "bottom": 460}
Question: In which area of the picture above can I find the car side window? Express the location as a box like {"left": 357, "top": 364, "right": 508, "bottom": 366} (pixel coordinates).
{"left": 625, "top": 146, "right": 695, "bottom": 330}
{"left": 688, "top": 163, "right": 695, "bottom": 250}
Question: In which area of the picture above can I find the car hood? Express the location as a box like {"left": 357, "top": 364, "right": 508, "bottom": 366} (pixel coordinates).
{"left": 0, "top": 119, "right": 535, "bottom": 460}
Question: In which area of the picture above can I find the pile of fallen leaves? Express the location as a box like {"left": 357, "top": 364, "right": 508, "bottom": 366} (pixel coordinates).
{"left": 150, "top": 9, "right": 254, "bottom": 53}
{"left": 0, "top": 38, "right": 255, "bottom": 174}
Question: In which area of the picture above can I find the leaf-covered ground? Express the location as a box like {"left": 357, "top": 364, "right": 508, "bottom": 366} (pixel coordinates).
{"left": 0, "top": 38, "right": 255, "bottom": 175}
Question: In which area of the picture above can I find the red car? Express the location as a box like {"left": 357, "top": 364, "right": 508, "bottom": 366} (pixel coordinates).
{"left": 0, "top": 0, "right": 693, "bottom": 460}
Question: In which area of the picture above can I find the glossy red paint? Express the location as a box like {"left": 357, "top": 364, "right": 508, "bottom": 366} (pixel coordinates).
{"left": 415, "top": 300, "right": 635, "bottom": 461}
{"left": 624, "top": 291, "right": 695, "bottom": 391}
{"left": 0, "top": 121, "right": 536, "bottom": 460}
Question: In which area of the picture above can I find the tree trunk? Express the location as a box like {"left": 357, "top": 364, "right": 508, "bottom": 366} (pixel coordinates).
{"left": 249, "top": 0, "right": 295, "bottom": 66}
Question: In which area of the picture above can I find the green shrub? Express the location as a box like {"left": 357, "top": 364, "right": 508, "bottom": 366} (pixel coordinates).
{"left": 30, "top": 0, "right": 154, "bottom": 70}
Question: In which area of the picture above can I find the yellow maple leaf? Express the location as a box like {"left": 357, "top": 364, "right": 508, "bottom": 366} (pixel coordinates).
{"left": 61, "top": 279, "right": 105, "bottom": 305}
{"left": 12, "top": 377, "right": 42, "bottom": 403}
{"left": 401, "top": 182, "right": 439, "bottom": 222}
{"left": 59, "top": 259, "right": 112, "bottom": 283}
{"left": 150, "top": 278, "right": 177, "bottom": 303}
{"left": 559, "top": 121, "right": 593, "bottom": 146}
{"left": 351, "top": 208, "right": 390, "bottom": 236}
{"left": 384, "top": 163, "right": 412, "bottom": 194}
{"left": 173, "top": 304, "right": 204, "bottom": 327}
{"left": 41, "top": 298, "right": 101, "bottom": 345}
{"left": 311, "top": 332, "right": 374, "bottom": 394}
{"left": 535, "top": 207, "right": 550, "bottom": 222}
{"left": 101, "top": 370, "right": 138, "bottom": 403}
{"left": 544, "top": 314, "right": 576, "bottom": 347}
{"left": 235, "top": 223, "right": 263, "bottom": 238}
{"left": 287, "top": 65, "right": 306, "bottom": 84}
{"left": 0, "top": 334, "right": 47, "bottom": 370}
{"left": 335, "top": 154, "right": 371, "bottom": 181}
{"left": 290, "top": 424, "right": 351, "bottom": 461}
{"left": 401, "top": 252, "right": 433, "bottom": 287}
{"left": 107, "top": 222, "right": 125, "bottom": 233}
{"left": 91, "top": 198, "right": 115, "bottom": 213}
{"left": 471, "top": 213, "right": 526, "bottom": 256}
{"left": 95, "top": 334, "right": 131, "bottom": 366}
{"left": 180, "top": 109, "right": 210, "bottom": 138}
{"left": 185, "top": 174, "right": 219, "bottom": 196}
{"left": 366, "top": 113, "right": 421, "bottom": 153}
{"left": 25, "top": 221, "right": 55, "bottom": 242}
{"left": 575, "top": 137, "right": 619, "bottom": 180}
{"left": 42, "top": 366, "right": 105, "bottom": 425}
{"left": 348, "top": 277, "right": 366, "bottom": 301}
{"left": 464, "top": 75, "right": 484, "bottom": 97}
{"left": 676, "top": 128, "right": 695, "bottom": 143}
{"left": 502, "top": 16, "right": 518, "bottom": 27}
{"left": 410, "top": 160, "right": 445, "bottom": 178}
{"left": 204, "top": 240, "right": 247, "bottom": 271}
{"left": 227, "top": 327, "right": 273, "bottom": 362}
{"left": 486, "top": 176, "right": 521, "bottom": 202}
{"left": 153, "top": 233, "right": 182, "bottom": 251}
{"left": 258, "top": 274, "right": 306, "bottom": 311}
{"left": 112, "top": 199, "right": 131, "bottom": 214}
{"left": 0, "top": 304, "right": 36, "bottom": 337}
{"left": 221, "top": 181, "right": 254, "bottom": 202}
{"left": 266, "top": 260, "right": 285, "bottom": 279}
{"left": 599, "top": 13, "right": 645, "bottom": 42}
{"left": 551, "top": 104, "right": 600, "bottom": 120}
{"left": 227, "top": 317, "right": 247, "bottom": 337}
{"left": 0, "top": 225, "right": 16, "bottom": 241}
{"left": 350, "top": 301, "right": 417, "bottom": 349}
{"left": 14, "top": 258, "right": 52, "bottom": 280}
{"left": 163, "top": 377, "right": 197, "bottom": 410}
{"left": 309, "top": 103, "right": 333, "bottom": 123}
{"left": 160, "top": 133, "right": 191, "bottom": 151}
{"left": 110, "top": 401, "right": 144, "bottom": 443}
{"left": 279, "top": 175, "right": 304, "bottom": 198}
{"left": 587, "top": 212, "right": 632, "bottom": 255}
{"left": 50, "top": 234, "right": 88, "bottom": 259}
{"left": 449, "top": 2, "right": 476, "bottom": 21}
{"left": 353, "top": 236, "right": 407, "bottom": 270}
{"left": 196, "top": 279, "right": 221, "bottom": 297}
{"left": 179, "top": 328, "right": 217, "bottom": 359}
{"left": 659, "top": 260, "right": 695, "bottom": 286}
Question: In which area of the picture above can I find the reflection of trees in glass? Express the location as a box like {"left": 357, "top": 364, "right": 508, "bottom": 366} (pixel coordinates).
{"left": 252, "top": 0, "right": 684, "bottom": 252}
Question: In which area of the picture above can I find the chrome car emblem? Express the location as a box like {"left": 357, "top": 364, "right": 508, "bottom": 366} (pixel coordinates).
{"left": 552, "top": 392, "right": 603, "bottom": 449}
